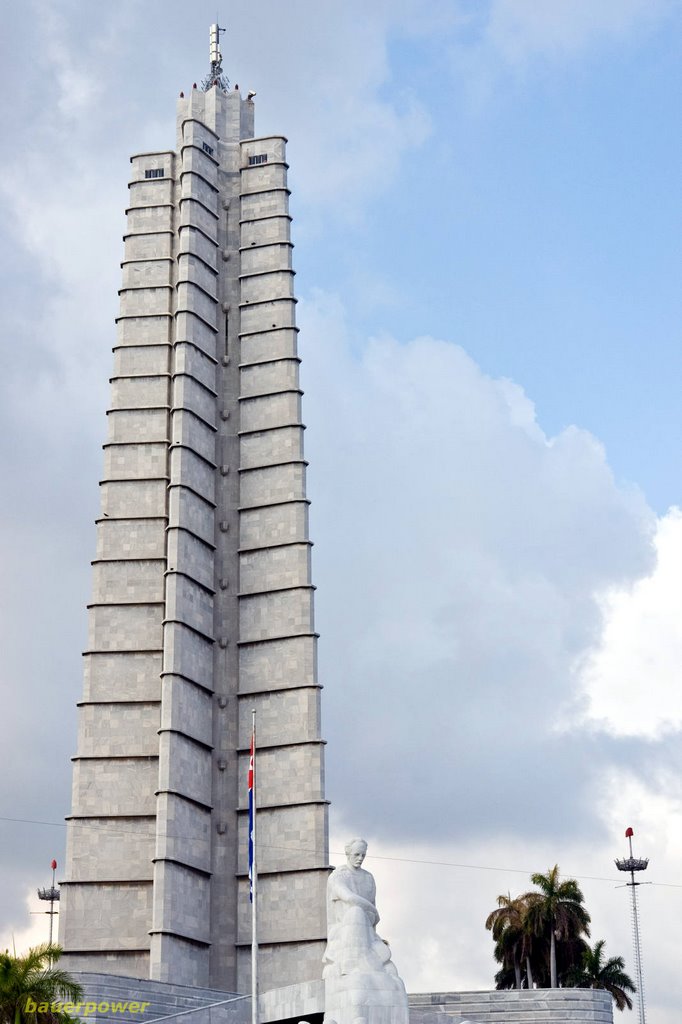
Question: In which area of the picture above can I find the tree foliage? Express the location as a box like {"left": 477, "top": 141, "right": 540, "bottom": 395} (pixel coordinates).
{"left": 485, "top": 893, "right": 537, "bottom": 990}
{"left": 485, "top": 866, "right": 635, "bottom": 1013}
{"left": 0, "top": 945, "right": 82, "bottom": 1024}
{"left": 523, "top": 865, "right": 591, "bottom": 988}
{"left": 565, "top": 939, "right": 636, "bottom": 1012}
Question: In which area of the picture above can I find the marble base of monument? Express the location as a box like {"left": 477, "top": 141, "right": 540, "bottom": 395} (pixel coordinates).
{"left": 69, "top": 973, "right": 614, "bottom": 1024}
{"left": 323, "top": 970, "right": 409, "bottom": 1024}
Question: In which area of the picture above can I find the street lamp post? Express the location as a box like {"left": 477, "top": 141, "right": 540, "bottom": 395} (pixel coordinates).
{"left": 615, "top": 828, "right": 648, "bottom": 1024}
{"left": 37, "top": 859, "right": 60, "bottom": 949}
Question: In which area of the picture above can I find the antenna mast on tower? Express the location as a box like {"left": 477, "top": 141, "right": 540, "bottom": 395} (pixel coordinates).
{"left": 202, "top": 23, "right": 229, "bottom": 92}
{"left": 615, "top": 827, "right": 648, "bottom": 1024}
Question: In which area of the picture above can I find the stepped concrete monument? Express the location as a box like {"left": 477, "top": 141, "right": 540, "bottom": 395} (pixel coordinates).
{"left": 59, "top": 25, "right": 328, "bottom": 995}
{"left": 323, "top": 839, "right": 409, "bottom": 1024}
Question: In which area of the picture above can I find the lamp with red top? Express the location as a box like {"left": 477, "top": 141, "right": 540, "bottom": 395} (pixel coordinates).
{"left": 615, "top": 828, "right": 648, "bottom": 1024}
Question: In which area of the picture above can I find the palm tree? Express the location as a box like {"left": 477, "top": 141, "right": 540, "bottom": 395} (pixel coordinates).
{"left": 0, "top": 944, "right": 82, "bottom": 1024}
{"left": 565, "top": 939, "right": 636, "bottom": 1012}
{"left": 486, "top": 893, "right": 525, "bottom": 989}
{"left": 486, "top": 892, "right": 541, "bottom": 989}
{"left": 555, "top": 934, "right": 590, "bottom": 987}
{"left": 523, "top": 865, "right": 591, "bottom": 988}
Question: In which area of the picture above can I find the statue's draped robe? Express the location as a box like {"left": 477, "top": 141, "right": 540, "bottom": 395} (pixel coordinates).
{"left": 323, "top": 866, "right": 395, "bottom": 977}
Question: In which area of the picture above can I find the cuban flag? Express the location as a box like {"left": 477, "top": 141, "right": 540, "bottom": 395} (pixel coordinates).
{"left": 248, "top": 731, "right": 255, "bottom": 902}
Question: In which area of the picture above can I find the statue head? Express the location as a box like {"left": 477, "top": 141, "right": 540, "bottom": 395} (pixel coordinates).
{"left": 345, "top": 837, "right": 368, "bottom": 868}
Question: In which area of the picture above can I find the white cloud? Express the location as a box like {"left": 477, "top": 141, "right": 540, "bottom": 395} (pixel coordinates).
{"left": 577, "top": 508, "right": 682, "bottom": 738}
{"left": 222, "top": 1, "right": 434, "bottom": 214}
{"left": 299, "top": 292, "right": 656, "bottom": 844}
{"left": 0, "top": 889, "right": 54, "bottom": 957}
{"left": 486, "top": 0, "right": 675, "bottom": 64}
{"left": 304, "top": 292, "right": 678, "bottom": 1020}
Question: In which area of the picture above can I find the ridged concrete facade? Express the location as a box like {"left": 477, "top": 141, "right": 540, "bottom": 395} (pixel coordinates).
{"left": 408, "top": 989, "right": 614, "bottom": 1024}
{"left": 60, "top": 84, "right": 329, "bottom": 995}
{"left": 68, "top": 975, "right": 615, "bottom": 1024}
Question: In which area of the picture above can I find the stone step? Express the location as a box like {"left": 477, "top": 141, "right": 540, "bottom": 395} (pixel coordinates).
{"left": 66, "top": 976, "right": 613, "bottom": 1024}
{"left": 69, "top": 972, "right": 249, "bottom": 1024}
{"left": 409, "top": 989, "right": 613, "bottom": 1024}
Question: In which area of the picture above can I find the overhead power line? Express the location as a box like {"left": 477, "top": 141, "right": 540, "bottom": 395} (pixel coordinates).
{"left": 2, "top": 814, "right": 681, "bottom": 890}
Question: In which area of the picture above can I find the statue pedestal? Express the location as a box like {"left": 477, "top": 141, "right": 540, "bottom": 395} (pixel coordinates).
{"left": 324, "top": 968, "right": 409, "bottom": 1024}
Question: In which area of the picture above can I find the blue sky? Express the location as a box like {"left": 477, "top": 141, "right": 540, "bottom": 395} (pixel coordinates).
{"left": 1, "top": 2, "right": 681, "bottom": 1020}
{"left": 290, "top": 14, "right": 681, "bottom": 512}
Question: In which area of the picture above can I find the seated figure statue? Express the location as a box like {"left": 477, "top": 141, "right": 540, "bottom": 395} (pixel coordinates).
{"left": 323, "top": 838, "right": 408, "bottom": 1024}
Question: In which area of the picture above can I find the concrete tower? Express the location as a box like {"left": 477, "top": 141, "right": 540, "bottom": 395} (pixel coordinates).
{"left": 60, "top": 31, "right": 329, "bottom": 995}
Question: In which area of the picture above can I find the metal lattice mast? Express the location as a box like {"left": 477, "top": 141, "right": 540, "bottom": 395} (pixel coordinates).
{"left": 37, "top": 859, "right": 60, "bottom": 948}
{"left": 202, "top": 23, "right": 229, "bottom": 91}
{"left": 615, "top": 827, "right": 648, "bottom": 1024}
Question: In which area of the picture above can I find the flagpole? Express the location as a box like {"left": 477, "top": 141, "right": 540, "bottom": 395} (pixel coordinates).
{"left": 251, "top": 708, "right": 258, "bottom": 1024}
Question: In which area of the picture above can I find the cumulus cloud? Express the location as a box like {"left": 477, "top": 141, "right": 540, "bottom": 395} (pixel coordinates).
{"left": 0, "top": 889, "right": 52, "bottom": 956}
{"left": 223, "top": 0, "right": 434, "bottom": 213}
{"left": 298, "top": 292, "right": 679, "bottom": 1019}
{"left": 299, "top": 292, "right": 656, "bottom": 844}
{"left": 577, "top": 508, "right": 682, "bottom": 738}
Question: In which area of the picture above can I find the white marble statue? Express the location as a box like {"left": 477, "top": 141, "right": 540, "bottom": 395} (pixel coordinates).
{"left": 323, "top": 838, "right": 409, "bottom": 1024}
